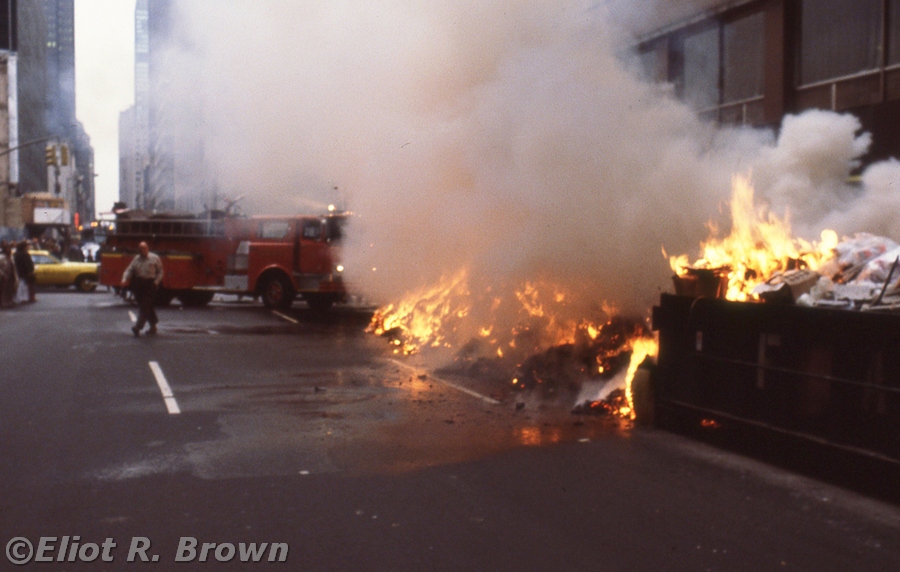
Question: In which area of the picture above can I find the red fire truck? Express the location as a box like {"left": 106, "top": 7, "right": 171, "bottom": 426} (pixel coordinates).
{"left": 98, "top": 211, "right": 348, "bottom": 310}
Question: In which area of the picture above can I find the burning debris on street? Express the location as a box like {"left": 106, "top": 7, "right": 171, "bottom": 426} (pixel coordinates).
{"left": 368, "top": 274, "right": 657, "bottom": 418}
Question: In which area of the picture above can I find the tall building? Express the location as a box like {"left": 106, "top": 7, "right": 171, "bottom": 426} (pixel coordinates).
{"left": 118, "top": 105, "right": 137, "bottom": 209}
{"left": 125, "top": 0, "right": 213, "bottom": 214}
{"left": 144, "top": 0, "right": 174, "bottom": 211}
{"left": 41, "top": 0, "right": 73, "bottom": 137}
{"left": 16, "top": 0, "right": 48, "bottom": 196}
{"left": 0, "top": 0, "right": 94, "bottom": 237}
{"left": 129, "top": 0, "right": 149, "bottom": 210}
{"left": 0, "top": 0, "right": 54, "bottom": 239}
{"left": 42, "top": 0, "right": 94, "bottom": 224}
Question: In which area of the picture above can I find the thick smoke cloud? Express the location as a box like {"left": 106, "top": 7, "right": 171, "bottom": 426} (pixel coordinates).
{"left": 163, "top": 1, "right": 900, "bottom": 326}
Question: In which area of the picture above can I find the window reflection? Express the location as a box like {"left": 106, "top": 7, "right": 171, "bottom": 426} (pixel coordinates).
{"left": 723, "top": 13, "right": 764, "bottom": 103}
{"left": 889, "top": 0, "right": 900, "bottom": 65}
{"left": 799, "top": 0, "right": 882, "bottom": 85}
{"left": 683, "top": 26, "right": 720, "bottom": 110}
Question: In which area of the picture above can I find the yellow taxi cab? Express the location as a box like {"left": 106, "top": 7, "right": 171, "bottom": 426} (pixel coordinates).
{"left": 29, "top": 250, "right": 100, "bottom": 292}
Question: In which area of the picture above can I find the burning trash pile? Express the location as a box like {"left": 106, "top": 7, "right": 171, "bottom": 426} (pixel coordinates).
{"left": 669, "top": 174, "right": 900, "bottom": 311}
{"left": 368, "top": 275, "right": 657, "bottom": 419}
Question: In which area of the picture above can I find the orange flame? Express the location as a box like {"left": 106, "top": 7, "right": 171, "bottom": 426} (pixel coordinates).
{"left": 668, "top": 174, "right": 838, "bottom": 300}
{"left": 621, "top": 336, "right": 658, "bottom": 419}
{"left": 370, "top": 272, "right": 618, "bottom": 356}
{"left": 368, "top": 268, "right": 471, "bottom": 354}
{"left": 370, "top": 270, "right": 656, "bottom": 419}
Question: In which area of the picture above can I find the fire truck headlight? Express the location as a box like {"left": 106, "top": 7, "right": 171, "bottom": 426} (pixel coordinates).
{"left": 336, "top": 264, "right": 345, "bottom": 273}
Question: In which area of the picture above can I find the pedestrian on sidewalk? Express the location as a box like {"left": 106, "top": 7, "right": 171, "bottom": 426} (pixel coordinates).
{"left": 13, "top": 241, "right": 35, "bottom": 303}
{"left": 122, "top": 241, "right": 164, "bottom": 336}
{"left": 0, "top": 242, "right": 15, "bottom": 309}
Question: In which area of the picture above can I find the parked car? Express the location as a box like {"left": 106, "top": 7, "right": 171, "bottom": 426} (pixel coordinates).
{"left": 30, "top": 250, "right": 99, "bottom": 292}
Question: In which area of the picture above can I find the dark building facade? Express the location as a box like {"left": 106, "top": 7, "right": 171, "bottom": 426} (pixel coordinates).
{"left": 636, "top": 0, "right": 900, "bottom": 165}
{"left": 42, "top": 0, "right": 73, "bottom": 138}
{"left": 12, "top": 0, "right": 48, "bottom": 196}
{"left": 0, "top": 0, "right": 95, "bottom": 235}
{"left": 42, "top": 0, "right": 94, "bottom": 225}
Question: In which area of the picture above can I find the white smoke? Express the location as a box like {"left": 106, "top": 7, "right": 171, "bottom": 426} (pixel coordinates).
{"left": 159, "top": 1, "right": 900, "bottom": 325}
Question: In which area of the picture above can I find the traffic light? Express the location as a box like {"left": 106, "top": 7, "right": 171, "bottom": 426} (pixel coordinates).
{"left": 60, "top": 144, "right": 69, "bottom": 166}
{"left": 45, "top": 145, "right": 57, "bottom": 166}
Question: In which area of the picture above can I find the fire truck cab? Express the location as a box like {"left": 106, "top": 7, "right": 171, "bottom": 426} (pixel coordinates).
{"left": 225, "top": 215, "right": 347, "bottom": 310}
{"left": 99, "top": 212, "right": 347, "bottom": 310}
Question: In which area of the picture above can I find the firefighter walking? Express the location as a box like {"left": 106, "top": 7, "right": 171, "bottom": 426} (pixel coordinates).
{"left": 122, "top": 241, "right": 164, "bottom": 336}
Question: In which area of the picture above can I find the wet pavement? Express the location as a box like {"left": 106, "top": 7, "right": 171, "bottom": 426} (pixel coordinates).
{"left": 1, "top": 290, "right": 628, "bottom": 482}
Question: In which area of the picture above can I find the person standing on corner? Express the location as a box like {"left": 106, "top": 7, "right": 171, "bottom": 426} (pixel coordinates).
{"left": 13, "top": 240, "right": 35, "bottom": 303}
{"left": 122, "top": 241, "right": 164, "bottom": 337}
{"left": 0, "top": 242, "right": 13, "bottom": 309}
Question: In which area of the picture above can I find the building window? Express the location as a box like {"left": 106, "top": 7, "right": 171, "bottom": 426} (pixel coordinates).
{"left": 799, "top": 0, "right": 882, "bottom": 85}
{"left": 889, "top": 0, "right": 900, "bottom": 65}
{"left": 723, "top": 13, "right": 765, "bottom": 103}
{"left": 683, "top": 26, "right": 720, "bottom": 110}
{"left": 136, "top": 8, "right": 150, "bottom": 54}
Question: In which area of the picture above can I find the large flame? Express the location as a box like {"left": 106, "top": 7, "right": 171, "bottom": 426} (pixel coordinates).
{"left": 668, "top": 174, "right": 838, "bottom": 300}
{"left": 369, "top": 269, "right": 657, "bottom": 419}
{"left": 369, "top": 268, "right": 471, "bottom": 355}
{"left": 370, "top": 271, "right": 626, "bottom": 358}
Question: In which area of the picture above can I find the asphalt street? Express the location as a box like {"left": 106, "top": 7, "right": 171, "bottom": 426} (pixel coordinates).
{"left": 1, "top": 289, "right": 899, "bottom": 571}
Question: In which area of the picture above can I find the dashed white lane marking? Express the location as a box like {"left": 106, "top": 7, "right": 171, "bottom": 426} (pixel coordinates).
{"left": 128, "top": 311, "right": 137, "bottom": 323}
{"left": 149, "top": 361, "right": 181, "bottom": 415}
{"left": 388, "top": 359, "right": 501, "bottom": 405}
{"left": 272, "top": 310, "right": 299, "bottom": 324}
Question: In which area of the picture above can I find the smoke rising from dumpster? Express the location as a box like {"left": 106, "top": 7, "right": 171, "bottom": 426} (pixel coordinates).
{"left": 162, "top": 1, "right": 900, "bottom": 327}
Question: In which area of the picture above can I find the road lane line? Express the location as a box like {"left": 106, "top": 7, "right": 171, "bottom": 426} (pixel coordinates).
{"left": 388, "top": 359, "right": 501, "bottom": 405}
{"left": 128, "top": 311, "right": 137, "bottom": 323}
{"left": 149, "top": 361, "right": 181, "bottom": 415}
{"left": 272, "top": 310, "right": 299, "bottom": 324}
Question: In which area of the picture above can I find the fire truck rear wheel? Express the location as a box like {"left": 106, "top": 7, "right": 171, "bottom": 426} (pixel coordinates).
{"left": 261, "top": 274, "right": 294, "bottom": 309}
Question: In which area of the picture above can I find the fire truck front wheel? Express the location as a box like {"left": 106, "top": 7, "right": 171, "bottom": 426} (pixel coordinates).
{"left": 261, "top": 274, "right": 295, "bottom": 309}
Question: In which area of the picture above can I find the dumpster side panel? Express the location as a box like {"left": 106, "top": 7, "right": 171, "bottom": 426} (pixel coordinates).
{"left": 653, "top": 293, "right": 900, "bottom": 462}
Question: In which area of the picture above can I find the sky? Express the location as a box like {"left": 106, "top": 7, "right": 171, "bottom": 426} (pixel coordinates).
{"left": 74, "top": 0, "right": 136, "bottom": 217}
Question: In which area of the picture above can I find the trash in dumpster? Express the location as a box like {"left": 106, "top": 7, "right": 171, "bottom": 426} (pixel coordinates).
{"left": 752, "top": 269, "right": 819, "bottom": 302}
{"left": 666, "top": 175, "right": 900, "bottom": 311}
